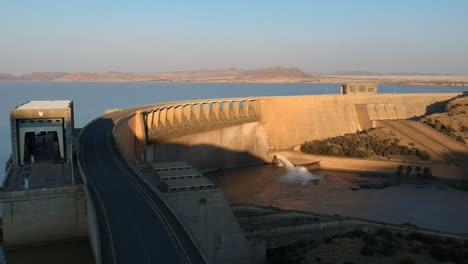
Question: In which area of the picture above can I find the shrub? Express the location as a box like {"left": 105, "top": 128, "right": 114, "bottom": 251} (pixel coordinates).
{"left": 444, "top": 237, "right": 460, "bottom": 246}
{"left": 451, "top": 103, "right": 462, "bottom": 109}
{"left": 410, "top": 245, "right": 422, "bottom": 254}
{"left": 418, "top": 150, "right": 431, "bottom": 160}
{"left": 456, "top": 136, "right": 466, "bottom": 144}
{"left": 270, "top": 255, "right": 300, "bottom": 264}
{"left": 406, "top": 232, "right": 442, "bottom": 244}
{"left": 360, "top": 246, "right": 374, "bottom": 256}
{"left": 323, "top": 237, "right": 332, "bottom": 244}
{"left": 430, "top": 245, "right": 464, "bottom": 263}
{"left": 396, "top": 165, "right": 404, "bottom": 175}
{"left": 294, "top": 256, "right": 305, "bottom": 262}
{"left": 363, "top": 234, "right": 377, "bottom": 245}
{"left": 378, "top": 241, "right": 396, "bottom": 257}
{"left": 449, "top": 247, "right": 464, "bottom": 264}
{"left": 343, "top": 229, "right": 365, "bottom": 238}
{"left": 431, "top": 245, "right": 449, "bottom": 261}
{"left": 399, "top": 256, "right": 415, "bottom": 264}
{"left": 294, "top": 240, "right": 307, "bottom": 248}
{"left": 423, "top": 167, "right": 432, "bottom": 177}
{"left": 300, "top": 130, "right": 433, "bottom": 160}
{"left": 376, "top": 228, "right": 394, "bottom": 241}
{"left": 405, "top": 166, "right": 413, "bottom": 175}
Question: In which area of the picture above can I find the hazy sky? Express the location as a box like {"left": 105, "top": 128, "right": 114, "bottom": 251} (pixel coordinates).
{"left": 1, "top": 0, "right": 468, "bottom": 75}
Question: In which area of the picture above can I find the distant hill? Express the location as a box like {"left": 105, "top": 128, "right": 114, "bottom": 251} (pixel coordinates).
{"left": 328, "top": 70, "right": 453, "bottom": 76}
{"left": 328, "top": 71, "right": 382, "bottom": 76}
{"left": 54, "top": 67, "right": 309, "bottom": 83}
{"left": 19, "top": 72, "right": 69, "bottom": 81}
{"left": 0, "top": 73, "right": 17, "bottom": 81}
{"left": 0, "top": 72, "right": 69, "bottom": 81}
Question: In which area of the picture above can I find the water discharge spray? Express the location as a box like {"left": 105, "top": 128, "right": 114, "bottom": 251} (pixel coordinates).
{"left": 274, "top": 155, "right": 323, "bottom": 186}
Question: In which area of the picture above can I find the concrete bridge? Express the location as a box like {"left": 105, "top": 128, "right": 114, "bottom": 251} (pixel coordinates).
{"left": 3, "top": 93, "right": 463, "bottom": 264}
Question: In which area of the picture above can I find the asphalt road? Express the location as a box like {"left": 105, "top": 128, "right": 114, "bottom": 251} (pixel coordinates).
{"left": 79, "top": 116, "right": 205, "bottom": 264}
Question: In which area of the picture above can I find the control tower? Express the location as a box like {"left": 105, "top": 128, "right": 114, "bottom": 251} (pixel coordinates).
{"left": 9, "top": 100, "right": 74, "bottom": 168}
{"left": 340, "top": 83, "right": 378, "bottom": 95}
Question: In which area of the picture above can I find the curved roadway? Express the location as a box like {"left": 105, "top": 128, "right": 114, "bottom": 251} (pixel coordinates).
{"left": 78, "top": 114, "right": 205, "bottom": 264}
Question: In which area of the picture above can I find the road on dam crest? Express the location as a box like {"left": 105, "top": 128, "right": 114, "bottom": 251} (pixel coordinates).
{"left": 79, "top": 116, "right": 205, "bottom": 264}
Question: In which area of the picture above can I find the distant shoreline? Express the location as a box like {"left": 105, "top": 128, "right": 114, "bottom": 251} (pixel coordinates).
{"left": 1, "top": 67, "right": 467, "bottom": 87}
{"left": 0, "top": 79, "right": 466, "bottom": 87}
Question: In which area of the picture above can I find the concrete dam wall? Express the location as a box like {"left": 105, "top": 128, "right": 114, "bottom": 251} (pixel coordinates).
{"left": 145, "top": 122, "right": 270, "bottom": 171}
{"left": 260, "top": 93, "right": 457, "bottom": 151}
{"left": 113, "top": 93, "right": 458, "bottom": 171}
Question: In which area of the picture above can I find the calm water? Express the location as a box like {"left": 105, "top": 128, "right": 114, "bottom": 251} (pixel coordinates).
{"left": 1, "top": 81, "right": 465, "bottom": 182}
{"left": 209, "top": 166, "right": 468, "bottom": 234}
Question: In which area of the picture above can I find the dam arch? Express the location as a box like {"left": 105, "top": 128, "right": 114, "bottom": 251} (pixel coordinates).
{"left": 113, "top": 93, "right": 458, "bottom": 170}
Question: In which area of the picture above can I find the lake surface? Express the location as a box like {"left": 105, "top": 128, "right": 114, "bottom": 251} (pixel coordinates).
{"left": 209, "top": 165, "right": 468, "bottom": 234}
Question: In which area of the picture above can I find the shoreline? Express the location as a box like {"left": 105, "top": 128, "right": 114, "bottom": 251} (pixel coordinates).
{"left": 0, "top": 80, "right": 467, "bottom": 87}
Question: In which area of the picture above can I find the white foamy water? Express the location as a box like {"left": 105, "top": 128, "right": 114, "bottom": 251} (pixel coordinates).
{"left": 279, "top": 167, "right": 323, "bottom": 186}
{"left": 275, "top": 154, "right": 322, "bottom": 185}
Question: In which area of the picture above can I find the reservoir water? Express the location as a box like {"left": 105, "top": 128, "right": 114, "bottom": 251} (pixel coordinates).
{"left": 1, "top": 82, "right": 467, "bottom": 233}
{"left": 209, "top": 166, "right": 468, "bottom": 234}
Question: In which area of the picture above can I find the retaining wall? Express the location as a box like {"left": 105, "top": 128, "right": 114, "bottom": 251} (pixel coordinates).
{"left": 0, "top": 185, "right": 88, "bottom": 247}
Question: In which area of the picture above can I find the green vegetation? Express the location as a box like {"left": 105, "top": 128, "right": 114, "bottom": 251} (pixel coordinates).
{"left": 300, "top": 130, "right": 431, "bottom": 160}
